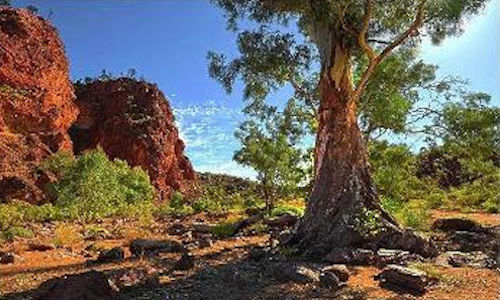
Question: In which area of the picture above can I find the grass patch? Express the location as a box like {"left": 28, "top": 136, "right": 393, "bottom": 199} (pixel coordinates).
{"left": 270, "top": 204, "right": 304, "bottom": 217}
{"left": 211, "top": 220, "right": 238, "bottom": 238}
{"left": 52, "top": 224, "right": 82, "bottom": 247}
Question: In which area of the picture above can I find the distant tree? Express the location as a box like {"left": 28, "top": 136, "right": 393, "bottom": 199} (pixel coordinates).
{"left": 234, "top": 101, "right": 308, "bottom": 213}
{"left": 26, "top": 5, "right": 38, "bottom": 13}
{"left": 209, "top": 0, "right": 488, "bottom": 257}
{"left": 0, "top": 0, "right": 10, "bottom": 7}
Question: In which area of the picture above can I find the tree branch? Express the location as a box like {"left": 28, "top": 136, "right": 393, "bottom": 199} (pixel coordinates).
{"left": 354, "top": 0, "right": 427, "bottom": 100}
{"left": 358, "top": 0, "right": 376, "bottom": 62}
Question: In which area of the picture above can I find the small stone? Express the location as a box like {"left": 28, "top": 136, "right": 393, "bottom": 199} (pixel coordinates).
{"left": 174, "top": 253, "right": 195, "bottom": 270}
{"left": 182, "top": 231, "right": 193, "bottom": 241}
{"left": 167, "top": 223, "right": 189, "bottom": 235}
{"left": 193, "top": 223, "right": 213, "bottom": 234}
{"left": 268, "top": 263, "right": 320, "bottom": 284}
{"left": 445, "top": 251, "right": 495, "bottom": 269}
{"left": 375, "top": 264, "right": 428, "bottom": 295}
{"left": 198, "top": 237, "right": 213, "bottom": 248}
{"left": 0, "top": 253, "right": 15, "bottom": 264}
{"left": 129, "top": 239, "right": 185, "bottom": 256}
{"left": 97, "top": 247, "right": 125, "bottom": 263}
{"left": 322, "top": 264, "right": 349, "bottom": 282}
{"left": 320, "top": 272, "right": 340, "bottom": 289}
{"left": 28, "top": 242, "right": 55, "bottom": 252}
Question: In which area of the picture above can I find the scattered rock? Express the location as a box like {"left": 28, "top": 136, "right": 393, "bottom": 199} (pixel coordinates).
{"left": 182, "top": 231, "right": 193, "bottom": 242}
{"left": 109, "top": 267, "right": 160, "bottom": 290}
{"left": 130, "top": 239, "right": 185, "bottom": 256}
{"left": 376, "top": 248, "right": 422, "bottom": 266}
{"left": 432, "top": 218, "right": 486, "bottom": 233}
{"left": 267, "top": 263, "right": 320, "bottom": 284}
{"left": 322, "top": 264, "right": 349, "bottom": 282}
{"left": 193, "top": 223, "right": 213, "bottom": 234}
{"left": 28, "top": 242, "right": 55, "bottom": 252}
{"left": 319, "top": 271, "right": 340, "bottom": 289}
{"left": 33, "top": 271, "right": 115, "bottom": 300}
{"left": 198, "top": 236, "right": 213, "bottom": 248}
{"left": 450, "top": 231, "right": 494, "bottom": 252}
{"left": 445, "top": 251, "right": 495, "bottom": 269}
{"left": 264, "top": 214, "right": 298, "bottom": 227}
{"left": 174, "top": 253, "right": 195, "bottom": 270}
{"left": 375, "top": 264, "right": 428, "bottom": 295}
{"left": 168, "top": 223, "right": 190, "bottom": 235}
{"left": 97, "top": 247, "right": 125, "bottom": 263}
{"left": 325, "top": 248, "right": 375, "bottom": 265}
{"left": 0, "top": 252, "right": 15, "bottom": 264}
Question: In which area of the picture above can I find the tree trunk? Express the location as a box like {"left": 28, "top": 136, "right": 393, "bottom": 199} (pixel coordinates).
{"left": 287, "top": 43, "right": 436, "bottom": 258}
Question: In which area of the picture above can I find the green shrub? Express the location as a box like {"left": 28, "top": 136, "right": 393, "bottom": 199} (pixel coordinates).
{"left": 394, "top": 200, "right": 430, "bottom": 231}
{"left": 170, "top": 191, "right": 184, "bottom": 209}
{"left": 2, "top": 226, "right": 33, "bottom": 241}
{"left": 447, "top": 173, "right": 499, "bottom": 212}
{"left": 271, "top": 205, "right": 304, "bottom": 217}
{"left": 211, "top": 221, "right": 237, "bottom": 238}
{"left": 47, "top": 149, "right": 155, "bottom": 221}
{"left": 381, "top": 197, "right": 431, "bottom": 231}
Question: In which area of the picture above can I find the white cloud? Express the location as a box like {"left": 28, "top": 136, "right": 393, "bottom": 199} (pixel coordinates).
{"left": 171, "top": 101, "right": 255, "bottom": 178}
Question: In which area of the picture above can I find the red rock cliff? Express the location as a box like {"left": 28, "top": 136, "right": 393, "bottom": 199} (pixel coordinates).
{"left": 71, "top": 78, "right": 196, "bottom": 201}
{"left": 0, "top": 8, "right": 78, "bottom": 203}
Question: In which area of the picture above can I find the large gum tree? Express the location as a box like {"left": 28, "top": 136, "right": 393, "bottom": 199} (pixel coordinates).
{"left": 209, "top": 0, "right": 488, "bottom": 258}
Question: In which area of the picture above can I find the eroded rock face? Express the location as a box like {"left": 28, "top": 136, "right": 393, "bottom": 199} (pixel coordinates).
{"left": 71, "top": 78, "right": 196, "bottom": 200}
{"left": 0, "top": 8, "right": 78, "bottom": 203}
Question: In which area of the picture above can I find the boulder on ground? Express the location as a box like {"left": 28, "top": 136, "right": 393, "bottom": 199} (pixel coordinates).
{"left": 375, "top": 264, "right": 428, "bottom": 295}
{"left": 0, "top": 252, "right": 14, "bottom": 264}
{"left": 33, "top": 271, "right": 115, "bottom": 300}
{"left": 97, "top": 247, "right": 125, "bottom": 263}
{"left": 267, "top": 262, "right": 320, "bottom": 284}
{"left": 444, "top": 251, "right": 495, "bottom": 269}
{"left": 71, "top": 78, "right": 196, "bottom": 200}
{"left": 325, "top": 248, "right": 375, "bottom": 265}
{"left": 264, "top": 214, "right": 298, "bottom": 227}
{"left": 321, "top": 264, "right": 350, "bottom": 282}
{"left": 319, "top": 272, "right": 340, "bottom": 289}
{"left": 174, "top": 252, "right": 195, "bottom": 270}
{"left": 0, "top": 7, "right": 78, "bottom": 203}
{"left": 129, "top": 239, "right": 185, "bottom": 256}
{"left": 432, "top": 218, "right": 486, "bottom": 233}
{"left": 28, "top": 242, "right": 55, "bottom": 252}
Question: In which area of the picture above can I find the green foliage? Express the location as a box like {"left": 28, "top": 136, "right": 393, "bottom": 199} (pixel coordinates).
{"left": 47, "top": 149, "right": 155, "bottom": 221}
{"left": 270, "top": 205, "right": 304, "bottom": 217}
{"left": 40, "top": 151, "right": 74, "bottom": 178}
{"left": 234, "top": 101, "right": 309, "bottom": 212}
{"left": 211, "top": 221, "right": 237, "bottom": 238}
{"left": 170, "top": 191, "right": 184, "bottom": 210}
{"left": 0, "top": 0, "right": 10, "bottom": 6}
{"left": 190, "top": 173, "right": 265, "bottom": 214}
{"left": 1, "top": 226, "right": 33, "bottom": 241}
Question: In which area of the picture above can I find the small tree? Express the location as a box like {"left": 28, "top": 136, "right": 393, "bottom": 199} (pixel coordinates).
{"left": 234, "top": 102, "right": 307, "bottom": 213}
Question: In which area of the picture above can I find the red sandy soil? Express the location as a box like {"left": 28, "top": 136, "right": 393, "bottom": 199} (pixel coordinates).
{"left": 0, "top": 210, "right": 498, "bottom": 299}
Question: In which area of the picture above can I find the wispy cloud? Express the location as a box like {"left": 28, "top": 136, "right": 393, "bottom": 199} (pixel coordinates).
{"left": 172, "top": 101, "right": 256, "bottom": 179}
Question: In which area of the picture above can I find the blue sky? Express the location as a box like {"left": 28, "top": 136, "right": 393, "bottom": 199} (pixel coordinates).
{"left": 12, "top": 0, "right": 499, "bottom": 178}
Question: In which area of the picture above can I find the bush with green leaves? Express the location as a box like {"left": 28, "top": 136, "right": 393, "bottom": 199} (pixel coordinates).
{"left": 43, "top": 149, "right": 155, "bottom": 221}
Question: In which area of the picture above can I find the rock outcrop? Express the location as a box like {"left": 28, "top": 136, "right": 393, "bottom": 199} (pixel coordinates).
{"left": 70, "top": 78, "right": 196, "bottom": 200}
{"left": 0, "top": 8, "right": 78, "bottom": 203}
